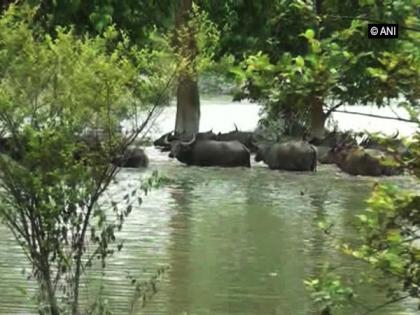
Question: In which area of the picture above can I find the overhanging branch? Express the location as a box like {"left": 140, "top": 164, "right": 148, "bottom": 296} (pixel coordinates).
{"left": 332, "top": 109, "right": 418, "bottom": 124}
{"left": 325, "top": 101, "right": 344, "bottom": 118}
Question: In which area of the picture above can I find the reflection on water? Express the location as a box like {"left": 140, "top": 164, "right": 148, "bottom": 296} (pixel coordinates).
{"left": 0, "top": 100, "right": 418, "bottom": 315}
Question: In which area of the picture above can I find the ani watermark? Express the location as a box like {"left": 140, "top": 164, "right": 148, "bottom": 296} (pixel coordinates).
{"left": 368, "top": 24, "right": 398, "bottom": 39}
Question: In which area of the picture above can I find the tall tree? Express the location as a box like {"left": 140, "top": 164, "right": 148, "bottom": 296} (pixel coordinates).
{"left": 173, "top": 0, "right": 200, "bottom": 137}
{"left": 232, "top": 0, "right": 419, "bottom": 138}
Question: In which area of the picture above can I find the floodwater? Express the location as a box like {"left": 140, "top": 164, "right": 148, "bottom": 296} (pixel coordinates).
{"left": 0, "top": 99, "right": 418, "bottom": 315}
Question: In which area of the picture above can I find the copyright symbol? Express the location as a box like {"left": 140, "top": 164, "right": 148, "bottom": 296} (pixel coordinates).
{"left": 370, "top": 26, "right": 378, "bottom": 36}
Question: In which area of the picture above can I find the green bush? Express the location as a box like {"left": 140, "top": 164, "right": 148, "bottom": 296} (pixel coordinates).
{"left": 0, "top": 5, "right": 172, "bottom": 314}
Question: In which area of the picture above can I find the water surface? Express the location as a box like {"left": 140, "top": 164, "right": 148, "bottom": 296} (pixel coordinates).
{"left": 0, "top": 100, "right": 418, "bottom": 315}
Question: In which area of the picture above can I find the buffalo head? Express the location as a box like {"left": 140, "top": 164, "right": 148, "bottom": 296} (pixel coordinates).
{"left": 196, "top": 129, "right": 217, "bottom": 141}
{"left": 153, "top": 131, "right": 176, "bottom": 147}
{"left": 254, "top": 144, "right": 269, "bottom": 162}
{"left": 217, "top": 126, "right": 258, "bottom": 153}
{"left": 328, "top": 142, "right": 354, "bottom": 162}
{"left": 168, "top": 134, "right": 197, "bottom": 159}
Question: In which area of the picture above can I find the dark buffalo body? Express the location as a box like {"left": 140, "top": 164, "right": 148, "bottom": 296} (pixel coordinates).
{"left": 255, "top": 141, "right": 317, "bottom": 171}
{"left": 170, "top": 139, "right": 251, "bottom": 167}
{"left": 309, "top": 130, "right": 357, "bottom": 147}
{"left": 330, "top": 145, "right": 402, "bottom": 176}
{"left": 217, "top": 130, "right": 257, "bottom": 152}
{"left": 112, "top": 146, "right": 149, "bottom": 168}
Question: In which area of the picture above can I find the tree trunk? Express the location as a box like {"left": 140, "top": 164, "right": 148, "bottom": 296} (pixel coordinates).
{"left": 310, "top": 0, "right": 325, "bottom": 139}
{"left": 310, "top": 97, "right": 326, "bottom": 139}
{"left": 175, "top": 76, "right": 200, "bottom": 136}
{"left": 45, "top": 278, "right": 60, "bottom": 315}
{"left": 174, "top": 0, "right": 200, "bottom": 137}
{"left": 40, "top": 257, "right": 60, "bottom": 315}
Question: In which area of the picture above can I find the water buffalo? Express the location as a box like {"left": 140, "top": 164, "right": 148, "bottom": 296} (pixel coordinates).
{"left": 330, "top": 144, "right": 402, "bottom": 176}
{"left": 359, "top": 131, "right": 411, "bottom": 159}
{"left": 154, "top": 130, "right": 217, "bottom": 152}
{"left": 153, "top": 131, "right": 175, "bottom": 148}
{"left": 112, "top": 146, "right": 149, "bottom": 168}
{"left": 216, "top": 125, "right": 258, "bottom": 152}
{"left": 76, "top": 132, "right": 149, "bottom": 168}
{"left": 255, "top": 141, "right": 317, "bottom": 171}
{"left": 169, "top": 135, "right": 251, "bottom": 167}
{"left": 309, "top": 130, "right": 357, "bottom": 148}
{"left": 309, "top": 130, "right": 358, "bottom": 164}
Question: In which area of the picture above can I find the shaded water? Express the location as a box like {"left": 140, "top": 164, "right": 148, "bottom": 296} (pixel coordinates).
{"left": 0, "top": 100, "right": 418, "bottom": 315}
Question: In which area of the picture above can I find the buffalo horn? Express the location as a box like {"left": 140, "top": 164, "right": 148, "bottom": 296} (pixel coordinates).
{"left": 163, "top": 132, "right": 173, "bottom": 145}
{"left": 181, "top": 134, "right": 196, "bottom": 146}
{"left": 391, "top": 130, "right": 399, "bottom": 139}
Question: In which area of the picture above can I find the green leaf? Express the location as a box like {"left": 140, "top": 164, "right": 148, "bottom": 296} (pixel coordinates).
{"left": 303, "top": 29, "right": 315, "bottom": 40}
{"left": 295, "top": 56, "right": 305, "bottom": 68}
{"left": 356, "top": 214, "right": 368, "bottom": 222}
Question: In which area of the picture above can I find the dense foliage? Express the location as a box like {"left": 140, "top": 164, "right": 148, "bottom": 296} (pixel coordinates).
{"left": 14, "top": 0, "right": 173, "bottom": 42}
{"left": 231, "top": 0, "right": 419, "bottom": 137}
{"left": 0, "top": 5, "right": 171, "bottom": 314}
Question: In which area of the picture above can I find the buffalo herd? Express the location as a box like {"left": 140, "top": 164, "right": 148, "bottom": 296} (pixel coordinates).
{"left": 154, "top": 128, "right": 408, "bottom": 177}
{"left": 0, "top": 127, "right": 409, "bottom": 177}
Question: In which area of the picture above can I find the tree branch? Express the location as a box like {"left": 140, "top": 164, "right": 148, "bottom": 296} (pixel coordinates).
{"left": 325, "top": 101, "right": 344, "bottom": 118}
{"left": 332, "top": 109, "right": 418, "bottom": 123}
